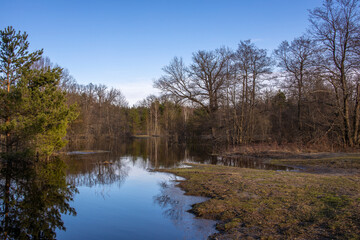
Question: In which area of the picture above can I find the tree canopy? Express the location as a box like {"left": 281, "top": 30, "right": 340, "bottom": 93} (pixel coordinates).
{"left": 0, "top": 26, "right": 77, "bottom": 159}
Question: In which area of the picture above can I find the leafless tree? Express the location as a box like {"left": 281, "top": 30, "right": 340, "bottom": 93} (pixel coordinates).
{"left": 275, "top": 36, "right": 318, "bottom": 130}
{"left": 155, "top": 48, "right": 232, "bottom": 138}
{"left": 233, "top": 40, "right": 273, "bottom": 142}
{"left": 309, "top": 0, "right": 360, "bottom": 146}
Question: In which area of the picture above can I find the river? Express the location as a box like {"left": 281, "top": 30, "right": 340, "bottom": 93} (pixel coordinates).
{"left": 0, "top": 138, "right": 292, "bottom": 239}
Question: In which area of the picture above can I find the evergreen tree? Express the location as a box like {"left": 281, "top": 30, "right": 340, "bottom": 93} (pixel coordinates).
{"left": 0, "top": 26, "right": 43, "bottom": 92}
{"left": 0, "top": 26, "right": 77, "bottom": 158}
{"left": 19, "top": 67, "right": 78, "bottom": 157}
{"left": 0, "top": 26, "right": 43, "bottom": 153}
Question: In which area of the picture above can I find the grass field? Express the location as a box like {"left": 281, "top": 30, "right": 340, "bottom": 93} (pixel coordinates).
{"left": 161, "top": 161, "right": 360, "bottom": 239}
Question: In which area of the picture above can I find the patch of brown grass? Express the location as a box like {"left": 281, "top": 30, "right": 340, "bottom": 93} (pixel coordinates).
{"left": 161, "top": 164, "right": 360, "bottom": 239}
{"left": 272, "top": 156, "right": 360, "bottom": 170}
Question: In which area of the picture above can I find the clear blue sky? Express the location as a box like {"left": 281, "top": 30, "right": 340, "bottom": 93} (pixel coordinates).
{"left": 1, "top": 0, "right": 323, "bottom": 105}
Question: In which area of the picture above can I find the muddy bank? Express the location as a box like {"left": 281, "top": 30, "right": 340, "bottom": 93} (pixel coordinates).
{"left": 223, "top": 150, "right": 360, "bottom": 160}
{"left": 221, "top": 151, "right": 360, "bottom": 174}
{"left": 271, "top": 154, "right": 360, "bottom": 175}
{"left": 161, "top": 163, "right": 360, "bottom": 239}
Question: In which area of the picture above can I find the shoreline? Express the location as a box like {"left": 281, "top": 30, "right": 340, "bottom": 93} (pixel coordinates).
{"left": 159, "top": 158, "right": 360, "bottom": 239}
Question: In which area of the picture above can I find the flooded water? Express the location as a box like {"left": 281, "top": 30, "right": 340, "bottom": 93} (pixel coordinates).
{"left": 0, "top": 138, "right": 292, "bottom": 239}
{"left": 58, "top": 155, "right": 216, "bottom": 240}
{"left": 206, "top": 155, "right": 294, "bottom": 171}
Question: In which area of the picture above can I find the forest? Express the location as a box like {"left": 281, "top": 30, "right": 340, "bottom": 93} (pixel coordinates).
{"left": 67, "top": 0, "right": 360, "bottom": 151}
{"left": 1, "top": 0, "right": 360, "bottom": 159}
{"left": 1, "top": 1, "right": 360, "bottom": 239}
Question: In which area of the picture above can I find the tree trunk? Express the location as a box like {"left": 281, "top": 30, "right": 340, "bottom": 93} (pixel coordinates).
{"left": 298, "top": 71, "right": 303, "bottom": 131}
{"left": 353, "top": 84, "right": 360, "bottom": 144}
{"left": 341, "top": 73, "right": 353, "bottom": 146}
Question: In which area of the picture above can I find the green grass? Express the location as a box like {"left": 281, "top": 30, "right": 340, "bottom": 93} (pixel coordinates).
{"left": 160, "top": 164, "right": 360, "bottom": 239}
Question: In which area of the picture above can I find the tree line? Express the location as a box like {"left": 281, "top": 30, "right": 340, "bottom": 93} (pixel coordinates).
{"left": 60, "top": 78, "right": 129, "bottom": 150}
{"left": 2, "top": 0, "right": 360, "bottom": 159}
{"left": 152, "top": 0, "right": 360, "bottom": 149}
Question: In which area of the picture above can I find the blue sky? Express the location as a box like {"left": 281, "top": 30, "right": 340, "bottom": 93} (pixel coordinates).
{"left": 1, "top": 0, "right": 323, "bottom": 105}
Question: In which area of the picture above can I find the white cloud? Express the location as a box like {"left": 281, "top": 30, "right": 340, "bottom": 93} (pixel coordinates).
{"left": 250, "top": 38, "right": 264, "bottom": 43}
{"left": 114, "top": 80, "right": 160, "bottom": 106}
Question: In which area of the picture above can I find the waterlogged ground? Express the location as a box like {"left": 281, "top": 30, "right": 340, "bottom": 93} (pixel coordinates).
{"left": 3, "top": 138, "right": 358, "bottom": 239}
{"left": 57, "top": 138, "right": 348, "bottom": 239}
{"left": 57, "top": 156, "right": 217, "bottom": 240}
{"left": 162, "top": 153, "right": 360, "bottom": 239}
{"left": 271, "top": 153, "right": 360, "bottom": 174}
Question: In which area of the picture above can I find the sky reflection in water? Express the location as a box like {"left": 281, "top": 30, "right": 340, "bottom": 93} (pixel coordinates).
{"left": 1, "top": 138, "right": 294, "bottom": 239}
{"left": 57, "top": 148, "right": 217, "bottom": 240}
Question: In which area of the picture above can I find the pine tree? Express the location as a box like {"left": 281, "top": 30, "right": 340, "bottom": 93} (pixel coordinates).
{"left": 0, "top": 26, "right": 43, "bottom": 153}
{"left": 0, "top": 26, "right": 43, "bottom": 92}
{"left": 0, "top": 26, "right": 78, "bottom": 159}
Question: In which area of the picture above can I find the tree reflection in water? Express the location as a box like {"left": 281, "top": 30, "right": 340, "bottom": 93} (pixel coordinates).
{"left": 154, "top": 180, "right": 185, "bottom": 221}
{"left": 0, "top": 157, "right": 77, "bottom": 240}
{"left": 64, "top": 153, "right": 130, "bottom": 189}
{"left": 153, "top": 178, "right": 218, "bottom": 239}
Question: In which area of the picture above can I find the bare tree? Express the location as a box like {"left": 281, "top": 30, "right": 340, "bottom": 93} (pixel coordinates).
{"left": 275, "top": 36, "right": 318, "bottom": 130}
{"left": 154, "top": 57, "right": 197, "bottom": 106}
{"left": 189, "top": 48, "right": 231, "bottom": 115}
{"left": 309, "top": 0, "right": 360, "bottom": 146}
{"left": 233, "top": 40, "right": 273, "bottom": 142}
{"left": 154, "top": 48, "right": 232, "bottom": 138}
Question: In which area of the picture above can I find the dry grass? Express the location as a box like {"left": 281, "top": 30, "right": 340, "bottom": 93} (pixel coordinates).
{"left": 271, "top": 155, "right": 360, "bottom": 176}
{"left": 272, "top": 156, "right": 360, "bottom": 169}
{"left": 160, "top": 164, "right": 360, "bottom": 239}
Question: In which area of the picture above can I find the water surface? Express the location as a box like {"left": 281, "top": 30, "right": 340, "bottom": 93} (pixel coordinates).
{"left": 1, "top": 138, "right": 293, "bottom": 239}
{"left": 58, "top": 155, "right": 217, "bottom": 240}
